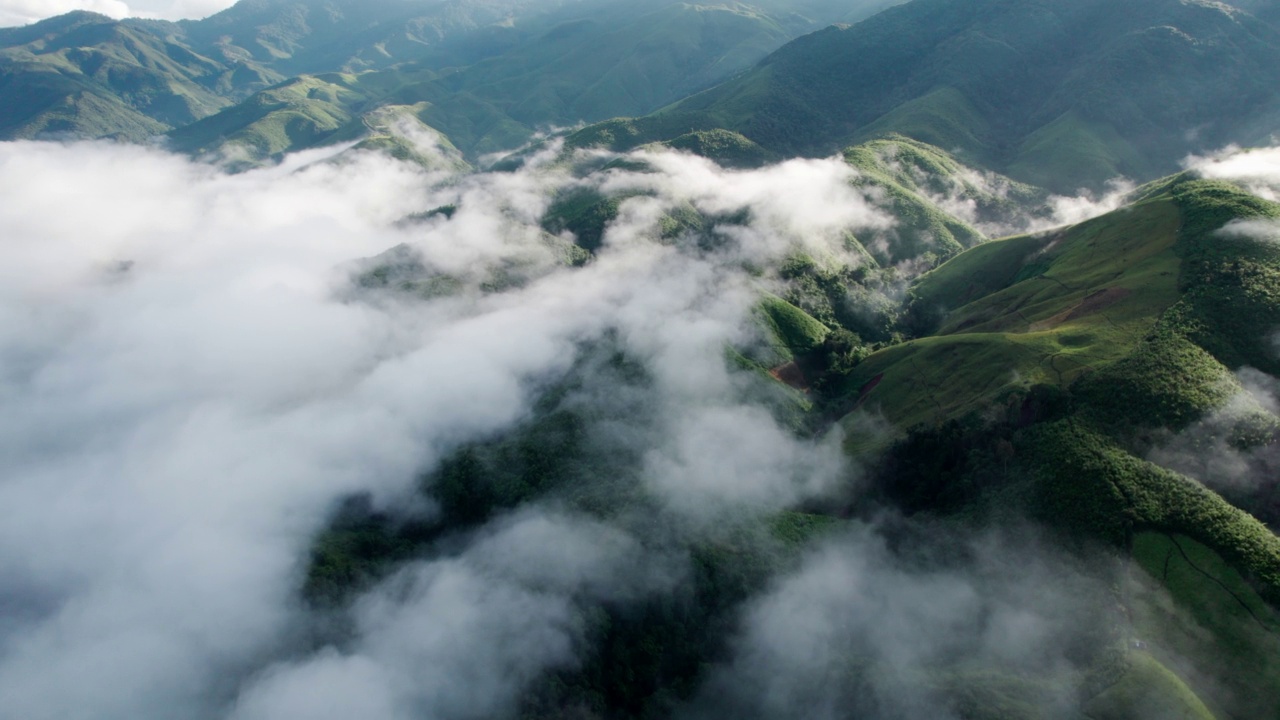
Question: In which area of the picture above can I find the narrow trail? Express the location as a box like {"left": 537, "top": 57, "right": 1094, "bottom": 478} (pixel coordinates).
{"left": 1165, "top": 534, "right": 1275, "bottom": 633}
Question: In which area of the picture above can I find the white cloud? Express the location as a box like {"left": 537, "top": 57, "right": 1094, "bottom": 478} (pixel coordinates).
{"left": 685, "top": 527, "right": 1110, "bottom": 720}
{"left": 1218, "top": 217, "right": 1280, "bottom": 244}
{"left": 1187, "top": 145, "right": 1280, "bottom": 201}
{"left": 0, "top": 138, "right": 877, "bottom": 718}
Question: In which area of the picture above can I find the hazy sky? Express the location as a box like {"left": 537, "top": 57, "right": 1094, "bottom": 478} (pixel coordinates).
{"left": 0, "top": 0, "right": 237, "bottom": 25}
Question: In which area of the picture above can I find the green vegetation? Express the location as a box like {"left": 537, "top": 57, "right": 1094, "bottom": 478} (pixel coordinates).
{"left": 0, "top": 12, "right": 252, "bottom": 140}
{"left": 1166, "top": 179, "right": 1280, "bottom": 375}
{"left": 654, "top": 129, "right": 776, "bottom": 168}
{"left": 167, "top": 74, "right": 365, "bottom": 160}
{"left": 1072, "top": 330, "right": 1238, "bottom": 432}
{"left": 1084, "top": 652, "right": 1216, "bottom": 720}
{"left": 843, "top": 195, "right": 1185, "bottom": 432}
{"left": 29, "top": 1, "right": 1275, "bottom": 714}
{"left": 301, "top": 160, "right": 1280, "bottom": 720}
{"left": 851, "top": 87, "right": 991, "bottom": 164}
{"left": 841, "top": 136, "right": 1040, "bottom": 262}
{"left": 838, "top": 175, "right": 1280, "bottom": 718}
{"left": 1126, "top": 532, "right": 1280, "bottom": 719}
{"left": 302, "top": 341, "right": 838, "bottom": 719}
{"left": 541, "top": 188, "right": 636, "bottom": 252}
{"left": 757, "top": 295, "right": 830, "bottom": 358}
{"left": 1008, "top": 111, "right": 1150, "bottom": 193}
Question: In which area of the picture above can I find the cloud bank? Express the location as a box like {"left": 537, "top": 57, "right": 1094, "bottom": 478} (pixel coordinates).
{"left": 0, "top": 137, "right": 886, "bottom": 719}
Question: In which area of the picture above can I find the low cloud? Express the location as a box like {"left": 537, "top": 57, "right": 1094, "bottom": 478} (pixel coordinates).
{"left": 1149, "top": 368, "right": 1280, "bottom": 502}
{"left": 681, "top": 524, "right": 1111, "bottom": 720}
{"left": 232, "top": 510, "right": 676, "bottom": 720}
{"left": 0, "top": 137, "right": 873, "bottom": 718}
{"left": 1217, "top": 217, "right": 1280, "bottom": 244}
{"left": 1187, "top": 145, "right": 1280, "bottom": 201}
{"left": 596, "top": 150, "right": 895, "bottom": 265}
{"left": 1039, "top": 179, "right": 1137, "bottom": 230}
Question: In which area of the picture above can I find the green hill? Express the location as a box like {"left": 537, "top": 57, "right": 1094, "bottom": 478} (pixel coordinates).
{"left": 831, "top": 172, "right": 1280, "bottom": 718}
{"left": 573, "top": 0, "right": 1280, "bottom": 192}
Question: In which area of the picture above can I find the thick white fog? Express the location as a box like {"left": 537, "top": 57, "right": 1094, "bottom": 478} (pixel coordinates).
{"left": 0, "top": 137, "right": 883, "bottom": 719}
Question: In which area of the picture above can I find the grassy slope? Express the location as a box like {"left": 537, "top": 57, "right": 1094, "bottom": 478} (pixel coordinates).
{"left": 1084, "top": 651, "right": 1216, "bottom": 720}
{"left": 1125, "top": 532, "right": 1280, "bottom": 719}
{"left": 841, "top": 136, "right": 1045, "bottom": 263}
{"left": 848, "top": 193, "right": 1183, "bottom": 431}
{"left": 851, "top": 86, "right": 992, "bottom": 165}
{"left": 758, "top": 294, "right": 830, "bottom": 361}
{"left": 842, "top": 175, "right": 1280, "bottom": 717}
{"left": 1008, "top": 111, "right": 1151, "bottom": 193}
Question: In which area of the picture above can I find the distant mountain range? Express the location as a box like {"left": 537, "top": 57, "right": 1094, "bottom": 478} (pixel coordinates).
{"left": 569, "top": 0, "right": 1280, "bottom": 192}
{"left": 6, "top": 0, "right": 1277, "bottom": 188}
{"left": 0, "top": 0, "right": 901, "bottom": 157}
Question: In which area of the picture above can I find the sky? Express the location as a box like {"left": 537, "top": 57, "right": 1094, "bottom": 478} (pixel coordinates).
{"left": 0, "top": 0, "right": 237, "bottom": 25}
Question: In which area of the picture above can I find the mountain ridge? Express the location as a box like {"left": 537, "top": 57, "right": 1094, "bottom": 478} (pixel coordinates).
{"left": 572, "top": 0, "right": 1280, "bottom": 192}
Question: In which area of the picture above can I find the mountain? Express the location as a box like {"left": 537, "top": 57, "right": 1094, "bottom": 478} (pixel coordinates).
{"left": 167, "top": 2, "right": 821, "bottom": 161}
{"left": 174, "top": 0, "right": 557, "bottom": 75}
{"left": 0, "top": 0, "right": 900, "bottom": 155}
{"left": 572, "top": 0, "right": 1280, "bottom": 192}
{"left": 0, "top": 11, "right": 264, "bottom": 140}
{"left": 832, "top": 170, "right": 1280, "bottom": 718}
